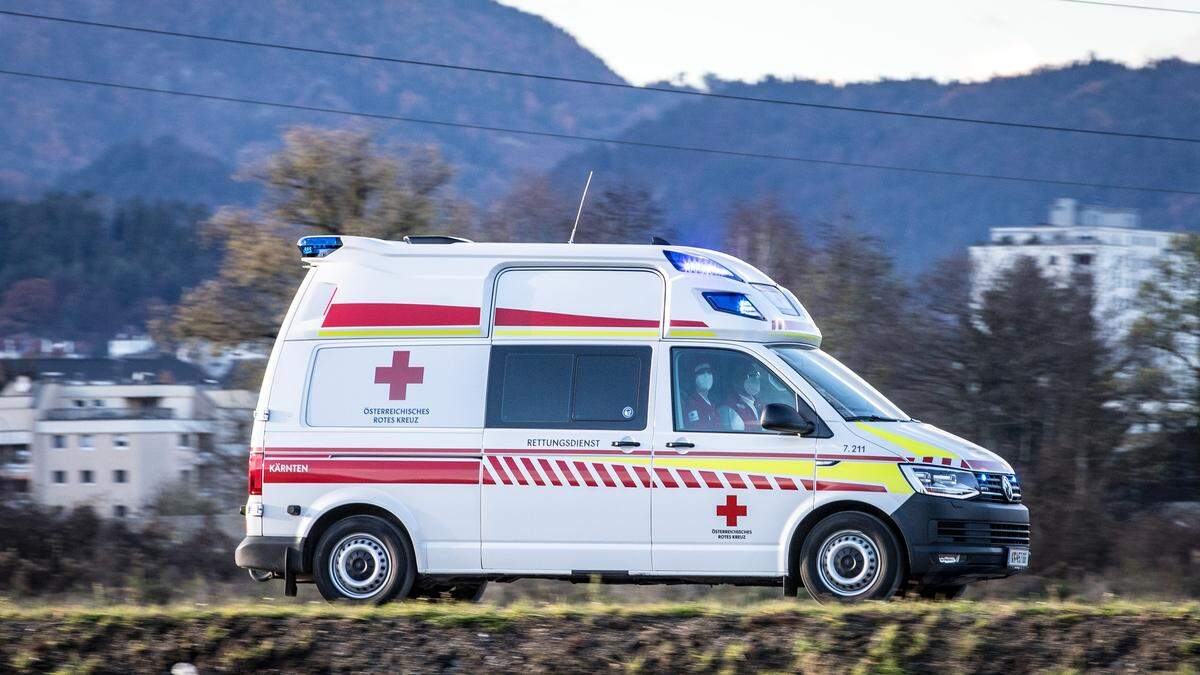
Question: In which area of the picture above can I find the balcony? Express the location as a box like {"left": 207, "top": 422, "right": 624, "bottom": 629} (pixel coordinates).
{"left": 44, "top": 407, "right": 176, "bottom": 421}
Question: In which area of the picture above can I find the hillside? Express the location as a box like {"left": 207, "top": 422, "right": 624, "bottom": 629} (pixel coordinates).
{"left": 0, "top": 0, "right": 667, "bottom": 202}
{"left": 551, "top": 60, "right": 1200, "bottom": 266}
{"left": 1, "top": 602, "right": 1197, "bottom": 673}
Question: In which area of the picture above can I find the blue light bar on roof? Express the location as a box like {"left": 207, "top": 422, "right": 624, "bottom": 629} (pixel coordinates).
{"left": 298, "top": 236, "right": 342, "bottom": 258}
{"left": 663, "top": 250, "right": 742, "bottom": 281}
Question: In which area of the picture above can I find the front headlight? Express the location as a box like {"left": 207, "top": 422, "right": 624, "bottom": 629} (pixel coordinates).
{"left": 900, "top": 464, "right": 979, "bottom": 499}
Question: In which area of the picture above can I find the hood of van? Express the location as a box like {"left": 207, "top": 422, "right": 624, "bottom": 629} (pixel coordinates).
{"left": 848, "top": 421, "right": 1014, "bottom": 474}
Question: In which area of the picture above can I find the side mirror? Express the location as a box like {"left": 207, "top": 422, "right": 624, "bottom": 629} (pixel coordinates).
{"left": 760, "top": 403, "right": 816, "bottom": 436}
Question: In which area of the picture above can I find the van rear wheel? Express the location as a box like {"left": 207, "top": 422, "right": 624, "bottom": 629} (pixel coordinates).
{"left": 798, "top": 511, "right": 902, "bottom": 603}
{"left": 313, "top": 515, "right": 415, "bottom": 604}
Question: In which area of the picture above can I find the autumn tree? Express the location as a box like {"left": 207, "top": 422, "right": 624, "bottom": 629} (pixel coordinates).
{"left": 171, "top": 126, "right": 464, "bottom": 348}
{"left": 474, "top": 173, "right": 574, "bottom": 242}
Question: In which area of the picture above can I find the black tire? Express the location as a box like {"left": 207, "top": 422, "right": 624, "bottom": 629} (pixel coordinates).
{"left": 312, "top": 515, "right": 415, "bottom": 604}
{"left": 917, "top": 584, "right": 967, "bottom": 601}
{"left": 449, "top": 581, "right": 487, "bottom": 602}
{"left": 798, "top": 511, "right": 903, "bottom": 604}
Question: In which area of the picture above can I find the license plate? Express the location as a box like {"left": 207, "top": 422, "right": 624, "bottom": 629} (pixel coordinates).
{"left": 1007, "top": 548, "right": 1030, "bottom": 568}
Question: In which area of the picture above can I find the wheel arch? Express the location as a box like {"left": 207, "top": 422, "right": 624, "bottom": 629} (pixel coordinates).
{"left": 784, "top": 499, "right": 910, "bottom": 588}
{"left": 303, "top": 502, "right": 418, "bottom": 574}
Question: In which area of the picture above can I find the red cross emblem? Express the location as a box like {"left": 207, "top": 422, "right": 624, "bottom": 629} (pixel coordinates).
{"left": 374, "top": 351, "right": 425, "bottom": 400}
{"left": 716, "top": 494, "right": 747, "bottom": 527}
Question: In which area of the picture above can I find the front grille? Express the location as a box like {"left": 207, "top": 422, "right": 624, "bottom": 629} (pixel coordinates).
{"left": 936, "top": 520, "right": 1031, "bottom": 547}
{"left": 974, "top": 472, "right": 1022, "bottom": 503}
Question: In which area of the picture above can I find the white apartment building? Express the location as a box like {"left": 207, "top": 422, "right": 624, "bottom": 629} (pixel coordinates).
{"left": 969, "top": 198, "right": 1182, "bottom": 340}
{"left": 0, "top": 362, "right": 254, "bottom": 518}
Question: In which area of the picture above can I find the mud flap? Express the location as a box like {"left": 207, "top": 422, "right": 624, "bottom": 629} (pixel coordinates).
{"left": 284, "top": 547, "right": 298, "bottom": 597}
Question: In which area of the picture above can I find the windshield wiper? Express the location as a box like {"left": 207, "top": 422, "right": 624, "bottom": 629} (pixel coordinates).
{"left": 844, "top": 415, "right": 907, "bottom": 423}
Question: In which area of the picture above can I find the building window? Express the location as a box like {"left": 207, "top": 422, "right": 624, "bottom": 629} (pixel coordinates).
{"left": 113, "top": 505, "right": 127, "bottom": 518}
{"left": 93, "top": 399, "right": 105, "bottom": 407}
{"left": 113, "top": 469, "right": 128, "bottom": 483}
{"left": 180, "top": 469, "right": 192, "bottom": 485}
{"left": 52, "top": 435, "right": 66, "bottom": 449}
{"left": 1073, "top": 254, "right": 1093, "bottom": 266}
{"left": 178, "top": 433, "right": 191, "bottom": 448}
{"left": 114, "top": 436, "right": 129, "bottom": 449}
{"left": 73, "top": 399, "right": 85, "bottom": 408}
{"left": 52, "top": 470, "right": 66, "bottom": 484}
{"left": 79, "top": 435, "right": 94, "bottom": 449}
{"left": 80, "top": 470, "right": 94, "bottom": 484}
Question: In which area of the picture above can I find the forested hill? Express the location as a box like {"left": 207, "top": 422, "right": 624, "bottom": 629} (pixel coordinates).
{"left": 551, "top": 60, "right": 1200, "bottom": 266}
{"left": 0, "top": 0, "right": 667, "bottom": 202}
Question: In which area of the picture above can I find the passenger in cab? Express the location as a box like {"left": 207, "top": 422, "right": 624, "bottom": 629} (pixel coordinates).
{"left": 683, "top": 361, "right": 721, "bottom": 431}
{"left": 722, "top": 364, "right": 763, "bottom": 432}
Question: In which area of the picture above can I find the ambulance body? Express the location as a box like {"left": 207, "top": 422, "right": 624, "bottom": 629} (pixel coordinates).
{"left": 235, "top": 236, "right": 1030, "bottom": 603}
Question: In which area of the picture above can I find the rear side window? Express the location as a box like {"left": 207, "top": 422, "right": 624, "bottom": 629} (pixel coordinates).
{"left": 487, "top": 346, "right": 651, "bottom": 429}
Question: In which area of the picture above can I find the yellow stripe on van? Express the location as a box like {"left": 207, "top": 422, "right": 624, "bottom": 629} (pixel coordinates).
{"left": 817, "top": 460, "right": 913, "bottom": 493}
{"left": 493, "top": 328, "right": 661, "bottom": 338}
{"left": 667, "top": 328, "right": 718, "bottom": 338}
{"left": 317, "top": 327, "right": 483, "bottom": 337}
{"left": 854, "top": 423, "right": 956, "bottom": 459}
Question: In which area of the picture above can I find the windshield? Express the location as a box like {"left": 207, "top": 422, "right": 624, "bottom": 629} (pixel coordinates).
{"left": 771, "top": 346, "right": 910, "bottom": 422}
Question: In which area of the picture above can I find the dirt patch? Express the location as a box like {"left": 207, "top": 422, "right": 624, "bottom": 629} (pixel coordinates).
{"left": 1, "top": 602, "right": 1197, "bottom": 673}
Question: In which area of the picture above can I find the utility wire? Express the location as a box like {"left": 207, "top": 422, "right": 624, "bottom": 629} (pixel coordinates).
{"left": 1054, "top": 0, "right": 1200, "bottom": 15}
{"left": 2, "top": 68, "right": 1197, "bottom": 196}
{"left": 2, "top": 8, "right": 1199, "bottom": 145}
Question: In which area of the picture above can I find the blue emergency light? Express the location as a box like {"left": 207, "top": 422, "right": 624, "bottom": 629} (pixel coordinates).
{"left": 663, "top": 250, "right": 743, "bottom": 282}
{"left": 703, "top": 291, "right": 764, "bottom": 320}
{"left": 298, "top": 236, "right": 342, "bottom": 258}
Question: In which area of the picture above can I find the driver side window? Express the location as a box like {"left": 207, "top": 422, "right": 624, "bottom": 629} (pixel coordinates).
{"left": 670, "top": 347, "right": 800, "bottom": 434}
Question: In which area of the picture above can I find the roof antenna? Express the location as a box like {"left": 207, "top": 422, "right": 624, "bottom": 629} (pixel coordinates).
{"left": 567, "top": 170, "right": 594, "bottom": 244}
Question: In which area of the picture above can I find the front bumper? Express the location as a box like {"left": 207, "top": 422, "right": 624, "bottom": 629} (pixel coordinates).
{"left": 235, "top": 536, "right": 307, "bottom": 575}
{"left": 892, "top": 493, "right": 1030, "bottom": 586}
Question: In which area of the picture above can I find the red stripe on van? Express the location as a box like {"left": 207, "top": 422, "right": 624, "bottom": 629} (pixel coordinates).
{"left": 488, "top": 456, "right": 512, "bottom": 485}
{"left": 632, "top": 465, "right": 653, "bottom": 488}
{"left": 504, "top": 456, "right": 527, "bottom": 485}
{"left": 494, "top": 307, "right": 660, "bottom": 328}
{"left": 264, "top": 459, "right": 478, "bottom": 484}
{"left": 724, "top": 473, "right": 748, "bottom": 489}
{"left": 612, "top": 465, "right": 638, "bottom": 488}
{"left": 676, "top": 469, "right": 701, "bottom": 488}
{"left": 669, "top": 319, "right": 708, "bottom": 327}
{"left": 322, "top": 303, "right": 481, "bottom": 327}
{"left": 776, "top": 477, "right": 799, "bottom": 491}
{"left": 699, "top": 470, "right": 724, "bottom": 489}
{"left": 592, "top": 463, "right": 618, "bottom": 488}
{"left": 655, "top": 468, "right": 679, "bottom": 488}
{"left": 748, "top": 474, "right": 773, "bottom": 490}
{"left": 557, "top": 460, "right": 580, "bottom": 486}
{"left": 814, "top": 480, "right": 887, "bottom": 493}
{"left": 521, "top": 457, "right": 546, "bottom": 486}
{"left": 539, "top": 458, "right": 563, "bottom": 486}
{"left": 575, "top": 461, "right": 598, "bottom": 487}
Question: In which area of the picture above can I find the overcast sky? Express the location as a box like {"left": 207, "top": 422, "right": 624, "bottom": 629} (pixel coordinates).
{"left": 498, "top": 0, "right": 1200, "bottom": 86}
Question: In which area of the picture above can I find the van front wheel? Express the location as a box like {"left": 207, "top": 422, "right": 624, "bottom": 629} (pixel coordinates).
{"left": 313, "top": 515, "right": 415, "bottom": 604}
{"left": 799, "top": 511, "right": 903, "bottom": 603}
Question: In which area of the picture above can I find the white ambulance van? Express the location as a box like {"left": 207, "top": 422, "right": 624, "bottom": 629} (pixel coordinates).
{"left": 235, "top": 235, "right": 1030, "bottom": 603}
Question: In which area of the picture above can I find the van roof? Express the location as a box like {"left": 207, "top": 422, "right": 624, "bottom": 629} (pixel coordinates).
{"left": 291, "top": 236, "right": 821, "bottom": 346}
{"left": 313, "top": 237, "right": 777, "bottom": 285}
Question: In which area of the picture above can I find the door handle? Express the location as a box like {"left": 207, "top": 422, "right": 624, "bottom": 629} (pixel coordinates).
{"left": 665, "top": 441, "right": 695, "bottom": 450}
{"left": 611, "top": 440, "right": 641, "bottom": 448}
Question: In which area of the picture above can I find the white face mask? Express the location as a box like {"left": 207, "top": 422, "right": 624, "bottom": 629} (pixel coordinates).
{"left": 695, "top": 372, "right": 713, "bottom": 392}
{"left": 744, "top": 377, "right": 761, "bottom": 397}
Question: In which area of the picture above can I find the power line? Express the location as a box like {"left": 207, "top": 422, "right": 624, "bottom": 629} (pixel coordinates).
{"left": 2, "top": 9, "right": 1199, "bottom": 145}
{"left": 1054, "top": 0, "right": 1200, "bottom": 15}
{"left": 2, "top": 68, "right": 1197, "bottom": 197}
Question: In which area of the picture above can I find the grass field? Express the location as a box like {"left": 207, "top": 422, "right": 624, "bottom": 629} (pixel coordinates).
{"left": 2, "top": 600, "right": 1198, "bottom": 673}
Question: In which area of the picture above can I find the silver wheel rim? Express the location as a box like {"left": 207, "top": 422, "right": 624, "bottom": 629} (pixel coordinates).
{"left": 817, "top": 529, "right": 880, "bottom": 597}
{"left": 329, "top": 533, "right": 393, "bottom": 599}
